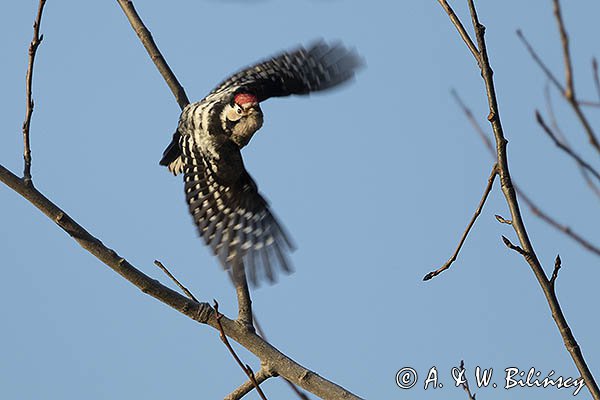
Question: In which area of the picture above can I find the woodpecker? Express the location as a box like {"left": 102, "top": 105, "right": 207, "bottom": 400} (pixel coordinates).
{"left": 160, "top": 41, "right": 362, "bottom": 285}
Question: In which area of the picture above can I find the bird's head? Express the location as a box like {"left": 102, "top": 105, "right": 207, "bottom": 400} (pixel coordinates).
{"left": 225, "top": 93, "right": 264, "bottom": 148}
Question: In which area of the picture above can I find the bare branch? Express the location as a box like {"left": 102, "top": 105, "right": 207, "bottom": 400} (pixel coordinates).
{"left": 494, "top": 214, "right": 512, "bottom": 225}
{"left": 522, "top": 190, "right": 600, "bottom": 256}
{"left": 116, "top": 0, "right": 189, "bottom": 110}
{"left": 551, "top": 0, "right": 600, "bottom": 154}
{"left": 450, "top": 89, "right": 494, "bottom": 154}
{"left": 501, "top": 235, "right": 529, "bottom": 257}
{"left": 424, "top": 163, "right": 498, "bottom": 281}
{"left": 113, "top": 2, "right": 342, "bottom": 398}
{"left": 452, "top": 89, "right": 600, "bottom": 256}
{"left": 154, "top": 260, "right": 198, "bottom": 302}
{"left": 552, "top": 0, "right": 574, "bottom": 100}
{"left": 436, "top": 0, "right": 480, "bottom": 63}
{"left": 440, "top": 1, "right": 600, "bottom": 397}
{"left": 253, "top": 318, "right": 312, "bottom": 400}
{"left": 543, "top": 85, "right": 600, "bottom": 198}
{"left": 516, "top": 29, "right": 564, "bottom": 94}
{"left": 593, "top": 58, "right": 600, "bottom": 102}
{"left": 458, "top": 360, "right": 477, "bottom": 400}
{"left": 22, "top": 0, "right": 47, "bottom": 183}
{"left": 214, "top": 301, "right": 269, "bottom": 400}
{"left": 0, "top": 164, "right": 363, "bottom": 400}
{"left": 232, "top": 262, "right": 254, "bottom": 329}
{"left": 517, "top": 27, "right": 600, "bottom": 155}
{"left": 550, "top": 254, "right": 562, "bottom": 288}
{"left": 578, "top": 100, "right": 600, "bottom": 108}
{"left": 225, "top": 367, "right": 274, "bottom": 400}
{"left": 544, "top": 84, "right": 568, "bottom": 143}
{"left": 535, "top": 111, "right": 600, "bottom": 183}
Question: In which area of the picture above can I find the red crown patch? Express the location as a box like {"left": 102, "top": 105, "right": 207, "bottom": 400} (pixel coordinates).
{"left": 234, "top": 93, "right": 259, "bottom": 105}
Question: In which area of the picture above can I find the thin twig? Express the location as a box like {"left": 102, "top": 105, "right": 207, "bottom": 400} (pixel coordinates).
{"left": 116, "top": 0, "right": 189, "bottom": 110}
{"left": 225, "top": 367, "right": 274, "bottom": 400}
{"left": 452, "top": 89, "right": 600, "bottom": 256}
{"left": 501, "top": 235, "right": 529, "bottom": 257}
{"left": 553, "top": 0, "right": 574, "bottom": 100}
{"left": 495, "top": 214, "right": 512, "bottom": 225}
{"left": 458, "top": 360, "right": 476, "bottom": 400}
{"left": 436, "top": 0, "right": 480, "bottom": 63}
{"left": 424, "top": 163, "right": 498, "bottom": 280}
{"left": 442, "top": 1, "right": 600, "bottom": 397}
{"left": 516, "top": 29, "right": 564, "bottom": 93}
{"left": 516, "top": 29, "right": 600, "bottom": 108}
{"left": 552, "top": 0, "right": 600, "bottom": 155}
{"left": 522, "top": 190, "right": 600, "bottom": 256}
{"left": 578, "top": 100, "right": 600, "bottom": 108}
{"left": 550, "top": 254, "right": 562, "bottom": 288}
{"left": 593, "top": 58, "right": 600, "bottom": 102}
{"left": 517, "top": 27, "right": 600, "bottom": 155}
{"left": 214, "top": 301, "right": 268, "bottom": 400}
{"left": 22, "top": 0, "right": 47, "bottom": 183}
{"left": 545, "top": 85, "right": 600, "bottom": 199}
{"left": 544, "top": 84, "right": 567, "bottom": 143}
{"left": 536, "top": 111, "right": 600, "bottom": 183}
{"left": 154, "top": 260, "right": 198, "bottom": 302}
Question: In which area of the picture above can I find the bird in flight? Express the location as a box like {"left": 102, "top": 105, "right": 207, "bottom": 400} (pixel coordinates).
{"left": 160, "top": 41, "right": 362, "bottom": 286}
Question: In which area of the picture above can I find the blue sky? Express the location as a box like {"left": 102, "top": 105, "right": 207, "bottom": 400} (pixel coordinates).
{"left": 1, "top": 1, "right": 599, "bottom": 399}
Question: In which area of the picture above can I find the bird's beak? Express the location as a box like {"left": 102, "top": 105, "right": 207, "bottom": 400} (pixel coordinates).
{"left": 247, "top": 103, "right": 261, "bottom": 113}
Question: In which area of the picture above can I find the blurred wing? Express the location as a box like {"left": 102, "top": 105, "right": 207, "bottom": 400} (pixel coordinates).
{"left": 210, "top": 41, "right": 363, "bottom": 102}
{"left": 183, "top": 144, "right": 294, "bottom": 285}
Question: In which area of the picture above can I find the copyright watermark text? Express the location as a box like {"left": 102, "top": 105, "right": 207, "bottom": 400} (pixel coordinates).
{"left": 395, "top": 366, "right": 586, "bottom": 396}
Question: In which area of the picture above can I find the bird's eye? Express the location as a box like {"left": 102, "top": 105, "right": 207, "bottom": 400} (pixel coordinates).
{"left": 236, "top": 106, "right": 243, "bottom": 115}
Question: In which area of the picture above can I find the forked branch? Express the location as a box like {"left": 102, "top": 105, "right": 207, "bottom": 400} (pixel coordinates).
{"left": 424, "top": 163, "right": 497, "bottom": 280}
{"left": 437, "top": 0, "right": 600, "bottom": 397}
{"left": 517, "top": 17, "right": 600, "bottom": 155}
{"left": 452, "top": 89, "right": 600, "bottom": 256}
{"left": 0, "top": 164, "right": 362, "bottom": 400}
{"left": 1, "top": 2, "right": 363, "bottom": 399}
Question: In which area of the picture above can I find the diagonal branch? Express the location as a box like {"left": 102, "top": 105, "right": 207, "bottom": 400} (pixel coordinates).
{"left": 0, "top": 163, "right": 363, "bottom": 400}
{"left": 22, "top": 0, "right": 47, "bottom": 183}
{"left": 517, "top": 25, "right": 600, "bottom": 155}
{"left": 516, "top": 29, "right": 564, "bottom": 94}
{"left": 154, "top": 260, "right": 199, "bottom": 302}
{"left": 116, "top": 0, "right": 189, "bottom": 110}
{"left": 252, "top": 318, "right": 312, "bottom": 400}
{"left": 452, "top": 89, "right": 600, "bottom": 256}
{"left": 544, "top": 85, "right": 600, "bottom": 199}
{"left": 225, "top": 366, "right": 274, "bottom": 400}
{"left": 424, "top": 163, "right": 498, "bottom": 280}
{"left": 214, "top": 301, "right": 269, "bottom": 400}
{"left": 535, "top": 111, "right": 600, "bottom": 183}
{"left": 440, "top": 1, "right": 600, "bottom": 397}
{"left": 436, "top": 0, "right": 479, "bottom": 63}
{"left": 593, "top": 58, "right": 600, "bottom": 103}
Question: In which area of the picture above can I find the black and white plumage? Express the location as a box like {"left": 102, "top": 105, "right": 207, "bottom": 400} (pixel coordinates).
{"left": 160, "top": 41, "right": 362, "bottom": 285}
